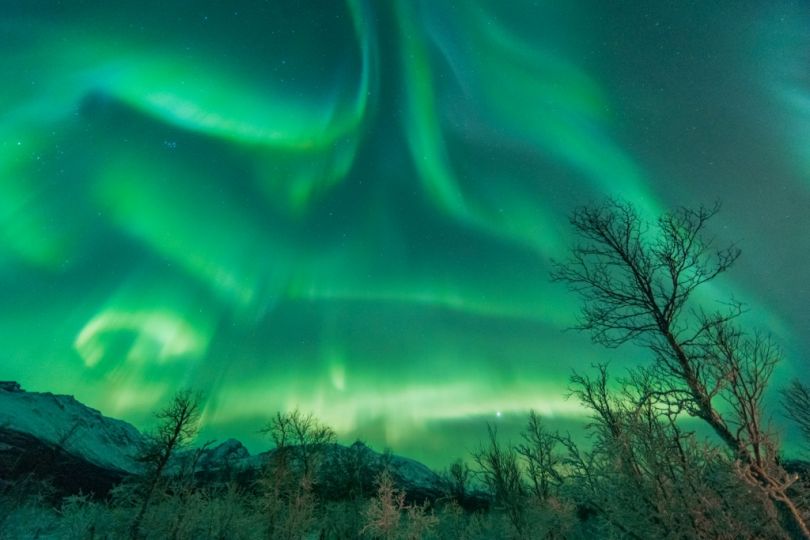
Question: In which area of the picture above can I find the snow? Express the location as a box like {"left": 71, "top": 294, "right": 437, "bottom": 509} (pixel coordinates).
{"left": 0, "top": 383, "right": 444, "bottom": 496}
{"left": 0, "top": 384, "right": 144, "bottom": 473}
{"left": 390, "top": 455, "right": 441, "bottom": 490}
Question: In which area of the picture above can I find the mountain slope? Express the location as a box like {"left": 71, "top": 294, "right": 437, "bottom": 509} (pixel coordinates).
{"left": 0, "top": 381, "right": 144, "bottom": 475}
{"left": 0, "top": 382, "right": 448, "bottom": 502}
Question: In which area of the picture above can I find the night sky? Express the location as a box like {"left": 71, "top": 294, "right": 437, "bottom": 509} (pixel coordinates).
{"left": 2, "top": 1, "right": 808, "bottom": 466}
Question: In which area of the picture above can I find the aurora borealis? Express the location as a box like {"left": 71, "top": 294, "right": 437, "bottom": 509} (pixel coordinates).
{"left": 2, "top": 1, "right": 809, "bottom": 466}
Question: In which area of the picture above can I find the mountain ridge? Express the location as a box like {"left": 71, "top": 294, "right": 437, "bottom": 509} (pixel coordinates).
{"left": 0, "top": 381, "right": 449, "bottom": 503}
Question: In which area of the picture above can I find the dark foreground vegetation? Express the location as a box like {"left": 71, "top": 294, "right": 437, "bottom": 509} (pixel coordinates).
{"left": 1, "top": 201, "right": 809, "bottom": 539}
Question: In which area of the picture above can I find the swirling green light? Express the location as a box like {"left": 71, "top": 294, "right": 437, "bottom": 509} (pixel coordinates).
{"left": 0, "top": 0, "right": 805, "bottom": 469}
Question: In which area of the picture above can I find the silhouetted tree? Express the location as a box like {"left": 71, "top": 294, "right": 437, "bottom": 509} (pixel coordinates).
{"left": 516, "top": 411, "right": 563, "bottom": 501}
{"left": 551, "top": 200, "right": 809, "bottom": 538}
{"left": 130, "top": 389, "right": 202, "bottom": 540}
{"left": 784, "top": 380, "right": 810, "bottom": 447}
{"left": 473, "top": 425, "right": 526, "bottom": 537}
{"left": 257, "top": 409, "right": 335, "bottom": 539}
{"left": 440, "top": 459, "right": 472, "bottom": 505}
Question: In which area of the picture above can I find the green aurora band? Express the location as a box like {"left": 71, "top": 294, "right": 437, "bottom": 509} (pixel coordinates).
{"left": 1, "top": 1, "right": 809, "bottom": 465}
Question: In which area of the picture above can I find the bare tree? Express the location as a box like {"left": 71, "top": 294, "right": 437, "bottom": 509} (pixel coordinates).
{"left": 516, "top": 411, "right": 563, "bottom": 501}
{"left": 440, "top": 459, "right": 472, "bottom": 504}
{"left": 261, "top": 409, "right": 335, "bottom": 482}
{"left": 551, "top": 200, "right": 808, "bottom": 538}
{"left": 258, "top": 409, "right": 335, "bottom": 539}
{"left": 130, "top": 389, "right": 203, "bottom": 540}
{"left": 564, "top": 364, "right": 787, "bottom": 538}
{"left": 784, "top": 380, "right": 810, "bottom": 446}
{"left": 473, "top": 425, "right": 527, "bottom": 537}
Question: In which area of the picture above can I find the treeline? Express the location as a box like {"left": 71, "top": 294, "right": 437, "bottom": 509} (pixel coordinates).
{"left": 1, "top": 379, "right": 808, "bottom": 539}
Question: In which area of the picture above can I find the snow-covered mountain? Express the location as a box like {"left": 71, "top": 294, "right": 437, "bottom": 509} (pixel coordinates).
{"left": 0, "top": 381, "right": 144, "bottom": 475}
{"left": 0, "top": 382, "right": 448, "bottom": 501}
